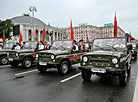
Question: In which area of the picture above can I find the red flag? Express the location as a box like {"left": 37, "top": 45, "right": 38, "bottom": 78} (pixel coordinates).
{"left": 130, "top": 32, "right": 135, "bottom": 40}
{"left": 42, "top": 26, "right": 46, "bottom": 42}
{"left": 36, "top": 37, "right": 38, "bottom": 41}
{"left": 70, "top": 20, "right": 74, "bottom": 40}
{"left": 87, "top": 35, "right": 89, "bottom": 44}
{"left": 3, "top": 33, "right": 6, "bottom": 46}
{"left": 19, "top": 31, "right": 23, "bottom": 44}
{"left": 114, "top": 12, "right": 118, "bottom": 37}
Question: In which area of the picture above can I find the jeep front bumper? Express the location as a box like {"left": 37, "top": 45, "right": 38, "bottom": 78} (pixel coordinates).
{"left": 78, "top": 67, "right": 126, "bottom": 76}
{"left": 38, "top": 62, "right": 60, "bottom": 68}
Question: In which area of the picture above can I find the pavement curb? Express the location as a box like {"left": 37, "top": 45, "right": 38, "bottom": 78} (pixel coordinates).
{"left": 133, "top": 71, "right": 138, "bottom": 102}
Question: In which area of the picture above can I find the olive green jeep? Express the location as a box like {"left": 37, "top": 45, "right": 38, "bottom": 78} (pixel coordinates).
{"left": 7, "top": 41, "right": 43, "bottom": 68}
{"left": 79, "top": 37, "right": 132, "bottom": 86}
{"left": 127, "top": 42, "right": 137, "bottom": 61}
{"left": 35, "top": 40, "right": 89, "bottom": 75}
{"left": 0, "top": 43, "right": 14, "bottom": 65}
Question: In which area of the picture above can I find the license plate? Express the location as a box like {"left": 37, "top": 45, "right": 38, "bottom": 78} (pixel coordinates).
{"left": 91, "top": 68, "right": 106, "bottom": 73}
{"left": 39, "top": 62, "right": 47, "bottom": 66}
{"left": 9, "top": 58, "right": 13, "bottom": 61}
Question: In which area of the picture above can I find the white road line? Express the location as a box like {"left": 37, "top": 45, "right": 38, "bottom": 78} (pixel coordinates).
{"left": 14, "top": 69, "right": 38, "bottom": 76}
{"left": 133, "top": 73, "right": 138, "bottom": 102}
{"left": 60, "top": 73, "right": 81, "bottom": 83}
{"left": 0, "top": 65, "right": 11, "bottom": 68}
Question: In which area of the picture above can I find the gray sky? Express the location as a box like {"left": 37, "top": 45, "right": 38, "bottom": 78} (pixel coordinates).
{"left": 0, "top": 0, "right": 138, "bottom": 39}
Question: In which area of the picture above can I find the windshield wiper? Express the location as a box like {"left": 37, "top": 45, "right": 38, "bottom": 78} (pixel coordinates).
{"left": 95, "top": 45, "right": 104, "bottom": 50}
{"left": 106, "top": 44, "right": 117, "bottom": 51}
{"left": 59, "top": 46, "right": 66, "bottom": 50}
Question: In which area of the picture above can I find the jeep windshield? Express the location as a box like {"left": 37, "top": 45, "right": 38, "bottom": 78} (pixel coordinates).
{"left": 93, "top": 38, "right": 126, "bottom": 51}
{"left": 3, "top": 43, "right": 14, "bottom": 49}
{"left": 22, "top": 42, "right": 37, "bottom": 49}
{"left": 50, "top": 40, "right": 73, "bottom": 50}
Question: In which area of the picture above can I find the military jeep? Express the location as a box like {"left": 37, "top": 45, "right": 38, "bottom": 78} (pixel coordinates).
{"left": 127, "top": 42, "right": 137, "bottom": 61}
{"left": 35, "top": 40, "right": 89, "bottom": 75}
{"left": 79, "top": 37, "right": 132, "bottom": 86}
{"left": 0, "top": 43, "right": 14, "bottom": 65}
{"left": 7, "top": 41, "right": 42, "bottom": 68}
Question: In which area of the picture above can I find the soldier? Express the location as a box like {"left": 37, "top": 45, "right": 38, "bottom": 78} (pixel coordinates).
{"left": 38, "top": 41, "right": 45, "bottom": 50}
{"left": 15, "top": 43, "right": 21, "bottom": 50}
{"left": 21, "top": 42, "right": 26, "bottom": 49}
{"left": 73, "top": 40, "right": 78, "bottom": 51}
{"left": 114, "top": 39, "right": 125, "bottom": 48}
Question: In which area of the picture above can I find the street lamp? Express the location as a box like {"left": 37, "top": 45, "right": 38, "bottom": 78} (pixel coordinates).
{"left": 93, "top": 27, "right": 96, "bottom": 39}
{"left": 29, "top": 6, "right": 37, "bottom": 41}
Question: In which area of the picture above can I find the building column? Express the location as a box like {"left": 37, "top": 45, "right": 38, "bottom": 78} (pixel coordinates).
{"left": 62, "top": 33, "right": 63, "bottom": 40}
{"left": 53, "top": 31, "right": 55, "bottom": 41}
{"left": 59, "top": 32, "right": 61, "bottom": 40}
{"left": 38, "top": 29, "right": 40, "bottom": 41}
{"left": 26, "top": 30, "right": 29, "bottom": 41}
{"left": 57, "top": 31, "right": 58, "bottom": 40}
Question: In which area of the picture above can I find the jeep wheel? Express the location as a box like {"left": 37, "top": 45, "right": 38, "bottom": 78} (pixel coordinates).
{"left": 37, "top": 65, "right": 47, "bottom": 72}
{"left": 119, "top": 71, "right": 128, "bottom": 86}
{"left": 22, "top": 58, "right": 32, "bottom": 68}
{"left": 82, "top": 70, "right": 92, "bottom": 81}
{"left": 58, "top": 61, "right": 69, "bottom": 75}
{"left": 0, "top": 56, "right": 8, "bottom": 65}
{"left": 134, "top": 56, "right": 137, "bottom": 61}
{"left": 10, "top": 62, "right": 19, "bottom": 67}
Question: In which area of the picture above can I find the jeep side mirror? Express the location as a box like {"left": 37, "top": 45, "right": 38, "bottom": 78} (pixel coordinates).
{"left": 128, "top": 44, "right": 132, "bottom": 50}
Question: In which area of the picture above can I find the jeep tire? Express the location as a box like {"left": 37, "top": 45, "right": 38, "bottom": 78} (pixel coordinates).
{"left": 134, "top": 56, "right": 137, "bottom": 61}
{"left": 0, "top": 56, "right": 8, "bottom": 65}
{"left": 119, "top": 67, "right": 128, "bottom": 86}
{"left": 37, "top": 65, "right": 47, "bottom": 72}
{"left": 58, "top": 61, "right": 69, "bottom": 75}
{"left": 22, "top": 58, "right": 32, "bottom": 68}
{"left": 82, "top": 70, "right": 92, "bottom": 81}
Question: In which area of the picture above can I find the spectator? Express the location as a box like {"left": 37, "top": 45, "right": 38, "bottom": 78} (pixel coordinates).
{"left": 0, "top": 45, "right": 2, "bottom": 50}
{"left": 45, "top": 42, "right": 51, "bottom": 49}
{"left": 15, "top": 43, "right": 21, "bottom": 50}
{"left": 79, "top": 39, "right": 83, "bottom": 50}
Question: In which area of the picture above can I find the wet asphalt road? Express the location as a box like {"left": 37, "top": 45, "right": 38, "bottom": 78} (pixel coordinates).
{"left": 0, "top": 58, "right": 137, "bottom": 102}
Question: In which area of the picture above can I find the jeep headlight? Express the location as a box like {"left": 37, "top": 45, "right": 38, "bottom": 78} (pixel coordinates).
{"left": 132, "top": 50, "right": 134, "bottom": 52}
{"left": 51, "top": 55, "right": 54, "bottom": 59}
{"left": 83, "top": 57, "right": 88, "bottom": 62}
{"left": 7, "top": 53, "right": 9, "bottom": 56}
{"left": 36, "top": 54, "right": 39, "bottom": 58}
{"left": 16, "top": 53, "right": 19, "bottom": 56}
{"left": 112, "top": 58, "right": 118, "bottom": 64}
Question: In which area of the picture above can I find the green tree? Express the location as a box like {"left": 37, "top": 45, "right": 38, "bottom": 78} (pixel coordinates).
{"left": 0, "top": 19, "right": 14, "bottom": 40}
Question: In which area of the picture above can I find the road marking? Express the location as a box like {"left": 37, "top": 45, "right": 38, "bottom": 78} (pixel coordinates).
{"left": 14, "top": 69, "right": 38, "bottom": 76}
{"left": 0, "top": 65, "right": 11, "bottom": 68}
{"left": 60, "top": 73, "right": 81, "bottom": 83}
{"left": 133, "top": 72, "right": 138, "bottom": 102}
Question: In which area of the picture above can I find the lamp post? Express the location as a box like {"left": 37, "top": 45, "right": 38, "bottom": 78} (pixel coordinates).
{"left": 29, "top": 6, "right": 37, "bottom": 41}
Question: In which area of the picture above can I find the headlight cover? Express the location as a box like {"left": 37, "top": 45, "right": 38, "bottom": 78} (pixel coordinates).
{"left": 83, "top": 57, "right": 88, "bottom": 62}
{"left": 112, "top": 58, "right": 118, "bottom": 64}
{"left": 7, "top": 53, "right": 9, "bottom": 56}
{"left": 36, "top": 54, "right": 39, "bottom": 58}
{"left": 51, "top": 55, "right": 54, "bottom": 59}
{"left": 16, "top": 53, "right": 18, "bottom": 56}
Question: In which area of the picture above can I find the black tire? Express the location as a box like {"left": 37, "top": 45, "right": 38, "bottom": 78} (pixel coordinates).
{"left": 22, "top": 58, "right": 32, "bottom": 68}
{"left": 10, "top": 62, "right": 19, "bottom": 67}
{"left": 82, "top": 70, "right": 92, "bottom": 81}
{"left": 134, "top": 56, "right": 137, "bottom": 61}
{"left": 37, "top": 64, "right": 47, "bottom": 72}
{"left": 0, "top": 56, "right": 8, "bottom": 65}
{"left": 127, "top": 66, "right": 131, "bottom": 76}
{"left": 119, "top": 68, "right": 128, "bottom": 86}
{"left": 58, "top": 61, "right": 70, "bottom": 75}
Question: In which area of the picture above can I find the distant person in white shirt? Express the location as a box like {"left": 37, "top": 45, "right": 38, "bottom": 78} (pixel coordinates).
{"left": 38, "top": 41, "right": 44, "bottom": 50}
{"left": 114, "top": 40, "right": 125, "bottom": 48}
{"left": 0, "top": 45, "right": 2, "bottom": 50}
{"left": 15, "top": 43, "right": 21, "bottom": 50}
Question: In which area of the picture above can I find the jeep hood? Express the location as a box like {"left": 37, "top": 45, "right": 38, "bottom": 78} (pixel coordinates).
{"left": 9, "top": 49, "right": 35, "bottom": 53}
{"left": 85, "top": 50, "right": 123, "bottom": 57}
{"left": 38, "top": 50, "right": 69, "bottom": 55}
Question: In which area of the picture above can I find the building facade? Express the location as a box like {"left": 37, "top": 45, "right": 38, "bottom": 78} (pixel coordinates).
{"left": 65, "top": 24, "right": 125, "bottom": 43}
{"left": 8, "top": 14, "right": 66, "bottom": 43}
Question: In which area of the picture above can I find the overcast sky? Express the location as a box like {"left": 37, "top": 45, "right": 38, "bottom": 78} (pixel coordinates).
{"left": 0, "top": 0, "right": 138, "bottom": 38}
